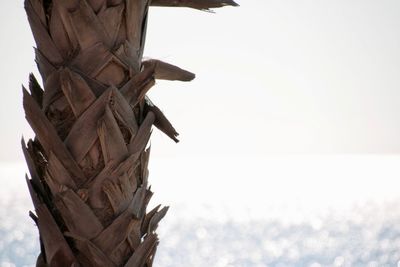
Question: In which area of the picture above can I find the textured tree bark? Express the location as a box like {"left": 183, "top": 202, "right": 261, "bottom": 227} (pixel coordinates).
{"left": 22, "top": 0, "right": 237, "bottom": 266}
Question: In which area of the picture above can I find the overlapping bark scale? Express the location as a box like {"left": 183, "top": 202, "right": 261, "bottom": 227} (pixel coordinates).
{"left": 22, "top": 0, "right": 237, "bottom": 266}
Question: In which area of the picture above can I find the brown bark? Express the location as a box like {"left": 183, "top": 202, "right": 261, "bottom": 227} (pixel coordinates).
{"left": 22, "top": 0, "right": 237, "bottom": 266}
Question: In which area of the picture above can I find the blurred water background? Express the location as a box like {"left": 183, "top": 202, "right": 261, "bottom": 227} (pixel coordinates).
{"left": 2, "top": 155, "right": 400, "bottom": 267}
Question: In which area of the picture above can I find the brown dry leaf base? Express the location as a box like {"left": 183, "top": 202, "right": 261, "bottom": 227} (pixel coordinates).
{"left": 22, "top": 0, "right": 237, "bottom": 266}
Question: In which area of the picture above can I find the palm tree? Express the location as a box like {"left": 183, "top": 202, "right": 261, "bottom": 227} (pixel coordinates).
{"left": 22, "top": 0, "right": 237, "bottom": 266}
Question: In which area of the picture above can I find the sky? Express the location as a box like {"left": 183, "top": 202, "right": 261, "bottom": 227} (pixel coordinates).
{"left": 1, "top": 0, "right": 400, "bottom": 161}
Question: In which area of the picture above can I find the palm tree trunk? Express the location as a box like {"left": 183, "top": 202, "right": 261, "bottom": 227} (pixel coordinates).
{"left": 22, "top": 0, "right": 237, "bottom": 266}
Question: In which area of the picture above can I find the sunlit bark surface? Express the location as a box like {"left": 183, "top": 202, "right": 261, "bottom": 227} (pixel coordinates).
{"left": 22, "top": 0, "right": 237, "bottom": 266}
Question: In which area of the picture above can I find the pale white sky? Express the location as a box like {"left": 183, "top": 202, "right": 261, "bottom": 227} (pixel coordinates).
{"left": 1, "top": 1, "right": 400, "bottom": 161}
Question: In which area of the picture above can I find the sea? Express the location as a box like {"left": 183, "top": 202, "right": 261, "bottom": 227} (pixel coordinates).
{"left": 1, "top": 155, "right": 400, "bottom": 267}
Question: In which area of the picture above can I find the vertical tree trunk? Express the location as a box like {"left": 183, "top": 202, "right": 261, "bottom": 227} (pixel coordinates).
{"left": 22, "top": 0, "right": 237, "bottom": 266}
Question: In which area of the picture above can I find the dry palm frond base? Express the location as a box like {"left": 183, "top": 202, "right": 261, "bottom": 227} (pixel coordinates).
{"left": 22, "top": 0, "right": 237, "bottom": 266}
